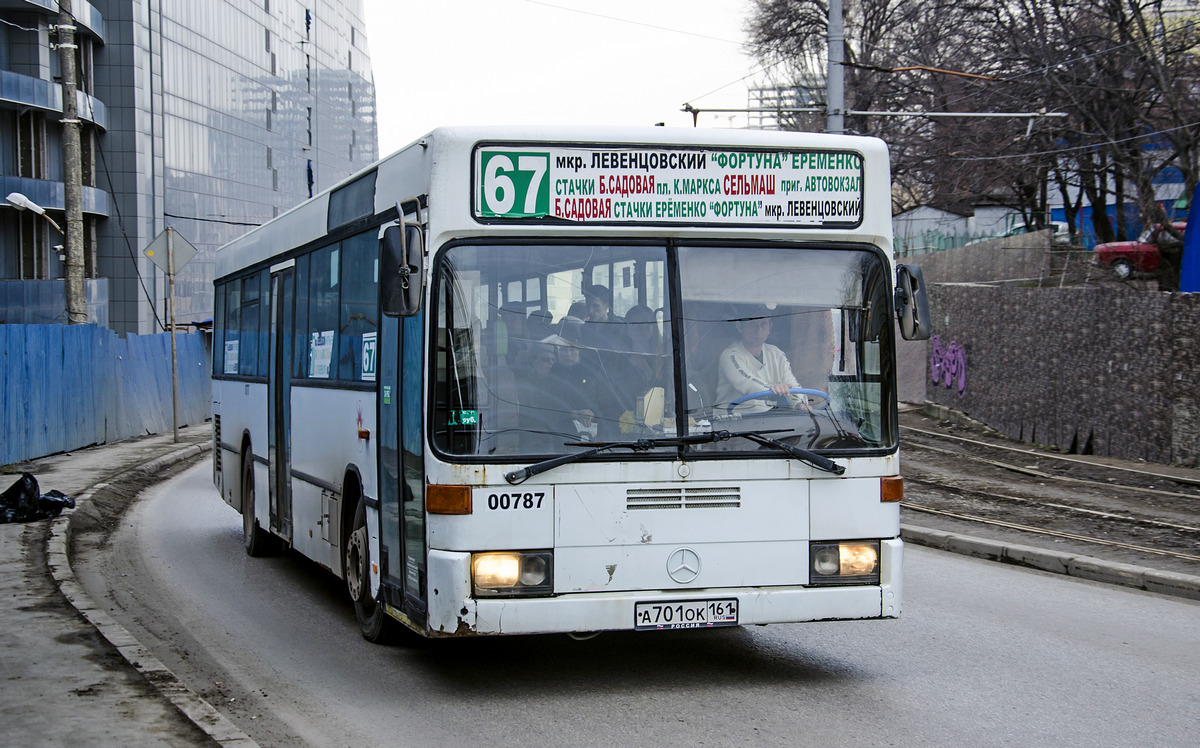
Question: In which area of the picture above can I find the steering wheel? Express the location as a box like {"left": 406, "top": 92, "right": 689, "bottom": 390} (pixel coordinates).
{"left": 727, "top": 387, "right": 830, "bottom": 414}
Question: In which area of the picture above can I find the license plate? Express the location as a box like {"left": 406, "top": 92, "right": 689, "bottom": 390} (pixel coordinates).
{"left": 634, "top": 599, "right": 738, "bottom": 630}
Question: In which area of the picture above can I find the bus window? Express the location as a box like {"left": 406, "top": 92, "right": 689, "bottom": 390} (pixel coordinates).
{"left": 678, "top": 245, "right": 894, "bottom": 451}
{"left": 257, "top": 268, "right": 271, "bottom": 377}
{"left": 223, "top": 280, "right": 241, "bottom": 375}
{"left": 431, "top": 243, "right": 675, "bottom": 458}
{"left": 239, "top": 273, "right": 260, "bottom": 378}
{"left": 292, "top": 254, "right": 310, "bottom": 379}
{"left": 339, "top": 231, "right": 379, "bottom": 382}
{"left": 308, "top": 244, "right": 339, "bottom": 379}
{"left": 212, "top": 283, "right": 226, "bottom": 377}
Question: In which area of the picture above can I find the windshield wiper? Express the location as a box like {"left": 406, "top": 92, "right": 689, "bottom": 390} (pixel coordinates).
{"left": 504, "top": 428, "right": 843, "bottom": 484}
{"left": 504, "top": 439, "right": 661, "bottom": 484}
{"left": 732, "top": 430, "right": 846, "bottom": 475}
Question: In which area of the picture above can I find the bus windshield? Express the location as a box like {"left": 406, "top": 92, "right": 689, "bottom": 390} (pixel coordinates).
{"left": 431, "top": 242, "right": 895, "bottom": 460}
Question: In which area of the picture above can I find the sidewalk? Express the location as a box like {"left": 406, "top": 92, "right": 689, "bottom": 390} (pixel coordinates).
{"left": 0, "top": 426, "right": 247, "bottom": 747}
{"left": 2, "top": 423, "right": 1198, "bottom": 746}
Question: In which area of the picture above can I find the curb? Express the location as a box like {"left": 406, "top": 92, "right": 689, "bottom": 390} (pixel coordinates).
{"left": 47, "top": 440, "right": 261, "bottom": 748}
{"left": 902, "top": 524, "right": 1200, "bottom": 602}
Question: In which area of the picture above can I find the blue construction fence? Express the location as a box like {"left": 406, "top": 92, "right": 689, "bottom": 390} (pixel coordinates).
{"left": 1, "top": 324, "right": 211, "bottom": 466}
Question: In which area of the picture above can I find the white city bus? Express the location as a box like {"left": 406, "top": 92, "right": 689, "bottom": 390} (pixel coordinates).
{"left": 211, "top": 126, "right": 930, "bottom": 640}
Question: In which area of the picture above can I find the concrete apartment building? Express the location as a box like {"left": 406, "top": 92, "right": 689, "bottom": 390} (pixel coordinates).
{"left": 0, "top": 0, "right": 377, "bottom": 333}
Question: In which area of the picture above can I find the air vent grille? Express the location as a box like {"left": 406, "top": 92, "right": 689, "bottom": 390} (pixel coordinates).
{"left": 627, "top": 486, "right": 741, "bottom": 510}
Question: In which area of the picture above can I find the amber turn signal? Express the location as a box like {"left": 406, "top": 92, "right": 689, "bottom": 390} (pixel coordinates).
{"left": 427, "top": 484, "right": 472, "bottom": 514}
{"left": 880, "top": 476, "right": 904, "bottom": 502}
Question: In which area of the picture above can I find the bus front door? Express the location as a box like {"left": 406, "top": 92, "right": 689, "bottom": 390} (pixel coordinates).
{"left": 268, "top": 268, "right": 294, "bottom": 542}
{"left": 379, "top": 313, "right": 427, "bottom": 623}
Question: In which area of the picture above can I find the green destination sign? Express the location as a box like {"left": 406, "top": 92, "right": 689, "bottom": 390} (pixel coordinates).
{"left": 474, "top": 145, "right": 863, "bottom": 227}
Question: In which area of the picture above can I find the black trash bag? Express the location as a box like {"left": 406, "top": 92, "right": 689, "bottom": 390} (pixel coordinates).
{"left": 0, "top": 473, "right": 76, "bottom": 524}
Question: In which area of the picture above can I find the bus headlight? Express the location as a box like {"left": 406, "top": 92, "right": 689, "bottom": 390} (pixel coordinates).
{"left": 808, "top": 541, "right": 880, "bottom": 586}
{"left": 472, "top": 551, "right": 554, "bottom": 597}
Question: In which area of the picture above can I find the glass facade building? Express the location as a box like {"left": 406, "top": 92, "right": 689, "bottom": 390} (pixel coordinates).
{"left": 0, "top": 0, "right": 377, "bottom": 333}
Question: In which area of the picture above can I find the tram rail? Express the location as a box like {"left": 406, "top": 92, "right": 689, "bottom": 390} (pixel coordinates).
{"left": 898, "top": 415, "right": 1200, "bottom": 578}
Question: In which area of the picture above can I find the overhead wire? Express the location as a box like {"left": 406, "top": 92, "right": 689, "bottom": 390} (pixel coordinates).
{"left": 522, "top": 0, "right": 771, "bottom": 109}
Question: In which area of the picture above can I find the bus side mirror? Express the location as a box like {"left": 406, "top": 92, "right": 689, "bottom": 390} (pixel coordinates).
{"left": 381, "top": 223, "right": 424, "bottom": 317}
{"left": 895, "top": 264, "right": 931, "bottom": 341}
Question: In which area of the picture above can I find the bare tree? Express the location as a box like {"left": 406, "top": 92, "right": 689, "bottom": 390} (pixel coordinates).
{"left": 746, "top": 0, "right": 1200, "bottom": 285}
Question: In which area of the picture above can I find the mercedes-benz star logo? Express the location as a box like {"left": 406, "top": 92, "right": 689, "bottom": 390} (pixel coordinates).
{"left": 666, "top": 547, "right": 701, "bottom": 584}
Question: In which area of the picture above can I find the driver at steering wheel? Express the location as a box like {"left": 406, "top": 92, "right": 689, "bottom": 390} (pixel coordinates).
{"left": 716, "top": 310, "right": 809, "bottom": 415}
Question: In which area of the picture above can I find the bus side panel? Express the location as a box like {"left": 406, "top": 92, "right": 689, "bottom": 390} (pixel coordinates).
{"left": 212, "top": 379, "right": 267, "bottom": 511}
{"left": 288, "top": 386, "right": 377, "bottom": 575}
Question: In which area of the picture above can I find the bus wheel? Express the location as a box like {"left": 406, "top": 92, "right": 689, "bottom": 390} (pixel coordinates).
{"left": 242, "top": 455, "right": 273, "bottom": 557}
{"left": 346, "top": 498, "right": 392, "bottom": 643}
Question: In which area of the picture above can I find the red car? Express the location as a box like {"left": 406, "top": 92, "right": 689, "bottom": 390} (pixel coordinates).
{"left": 1094, "top": 222, "right": 1186, "bottom": 279}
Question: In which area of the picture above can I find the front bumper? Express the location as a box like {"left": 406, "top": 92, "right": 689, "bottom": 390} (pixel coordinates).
{"left": 418, "top": 538, "right": 902, "bottom": 636}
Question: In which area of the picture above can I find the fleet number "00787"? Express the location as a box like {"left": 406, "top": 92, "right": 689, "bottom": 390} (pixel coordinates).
{"left": 486, "top": 492, "right": 546, "bottom": 510}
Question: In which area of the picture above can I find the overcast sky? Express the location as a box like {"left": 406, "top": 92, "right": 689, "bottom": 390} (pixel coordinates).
{"left": 360, "top": 0, "right": 765, "bottom": 154}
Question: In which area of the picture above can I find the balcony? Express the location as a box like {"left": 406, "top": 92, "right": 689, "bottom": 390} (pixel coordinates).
{"left": 0, "top": 176, "right": 110, "bottom": 217}
{"left": 0, "top": 69, "right": 108, "bottom": 129}
{"left": 11, "top": 0, "right": 105, "bottom": 42}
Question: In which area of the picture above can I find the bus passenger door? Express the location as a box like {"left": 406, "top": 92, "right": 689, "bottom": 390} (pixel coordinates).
{"left": 268, "top": 267, "right": 294, "bottom": 542}
{"left": 379, "top": 313, "right": 427, "bottom": 622}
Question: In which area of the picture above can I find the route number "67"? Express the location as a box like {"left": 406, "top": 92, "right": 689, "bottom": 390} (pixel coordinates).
{"left": 478, "top": 151, "right": 550, "bottom": 218}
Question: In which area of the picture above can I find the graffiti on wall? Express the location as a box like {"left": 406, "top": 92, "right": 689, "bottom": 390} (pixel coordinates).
{"left": 930, "top": 335, "right": 967, "bottom": 397}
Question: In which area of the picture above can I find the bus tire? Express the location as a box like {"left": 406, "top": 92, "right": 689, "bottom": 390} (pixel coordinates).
{"left": 346, "top": 498, "right": 393, "bottom": 643}
{"left": 242, "top": 454, "right": 273, "bottom": 557}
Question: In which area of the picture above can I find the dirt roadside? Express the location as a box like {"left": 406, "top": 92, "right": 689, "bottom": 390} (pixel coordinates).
{"left": 0, "top": 427, "right": 224, "bottom": 748}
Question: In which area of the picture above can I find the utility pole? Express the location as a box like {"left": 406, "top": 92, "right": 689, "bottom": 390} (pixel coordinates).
{"left": 827, "top": 0, "right": 845, "bottom": 134}
{"left": 56, "top": 0, "right": 86, "bottom": 324}
{"left": 167, "top": 228, "right": 179, "bottom": 442}
{"left": 144, "top": 228, "right": 196, "bottom": 443}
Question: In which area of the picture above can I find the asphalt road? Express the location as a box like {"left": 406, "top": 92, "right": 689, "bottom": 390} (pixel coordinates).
{"left": 77, "top": 462, "right": 1200, "bottom": 747}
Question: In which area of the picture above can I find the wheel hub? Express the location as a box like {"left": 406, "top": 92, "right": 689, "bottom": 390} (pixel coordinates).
{"left": 346, "top": 526, "right": 368, "bottom": 601}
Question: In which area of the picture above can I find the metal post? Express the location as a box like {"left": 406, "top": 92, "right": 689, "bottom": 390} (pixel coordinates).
{"left": 57, "top": 1, "right": 86, "bottom": 324}
{"left": 827, "top": 0, "right": 845, "bottom": 134}
{"left": 167, "top": 228, "right": 179, "bottom": 443}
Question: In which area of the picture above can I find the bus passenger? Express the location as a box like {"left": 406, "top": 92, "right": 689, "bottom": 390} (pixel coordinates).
{"left": 581, "top": 285, "right": 625, "bottom": 354}
{"left": 496, "top": 303, "right": 529, "bottom": 365}
{"left": 525, "top": 309, "right": 554, "bottom": 342}
{"left": 621, "top": 304, "right": 669, "bottom": 412}
{"left": 546, "top": 326, "right": 601, "bottom": 440}
{"left": 515, "top": 340, "right": 570, "bottom": 452}
{"left": 567, "top": 300, "right": 589, "bottom": 321}
{"left": 715, "top": 311, "right": 808, "bottom": 414}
